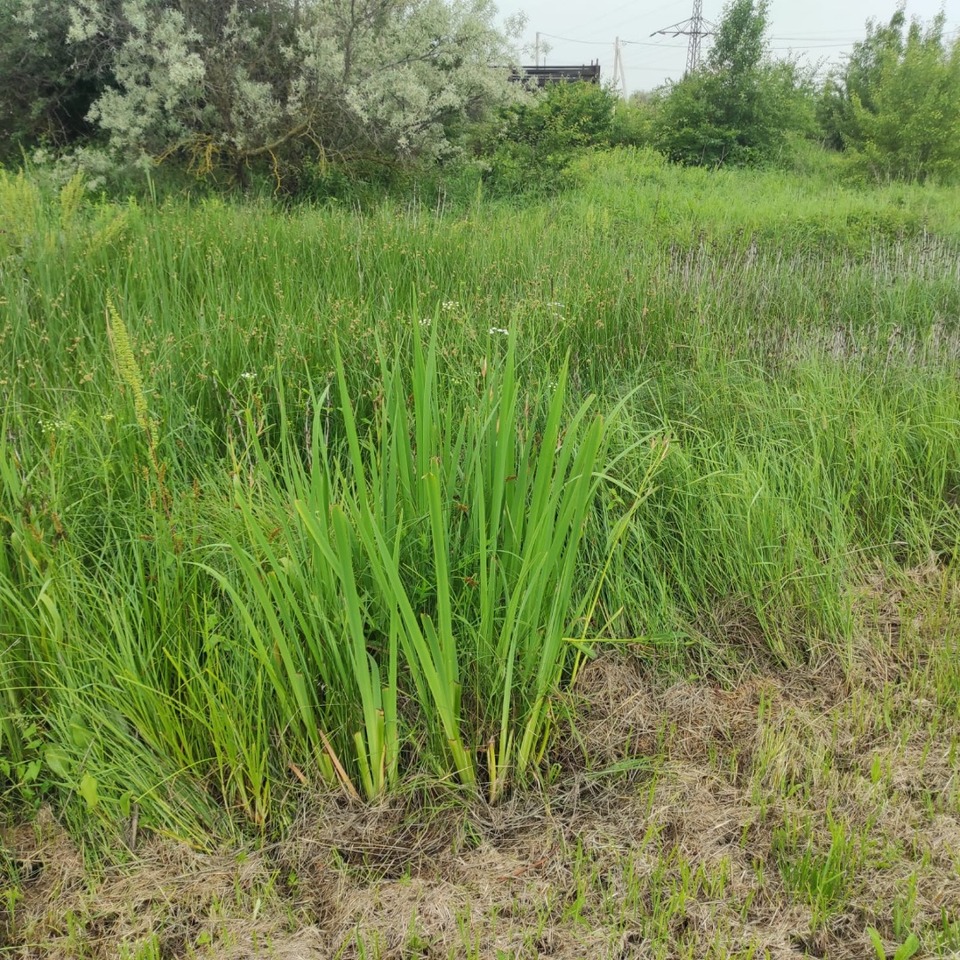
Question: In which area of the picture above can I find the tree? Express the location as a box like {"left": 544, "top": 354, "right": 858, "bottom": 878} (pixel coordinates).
{"left": 0, "top": 0, "right": 112, "bottom": 161}
{"left": 817, "top": 9, "right": 907, "bottom": 152}
{"left": 819, "top": 10, "right": 960, "bottom": 183}
{"left": 652, "top": 0, "right": 814, "bottom": 167}
{"left": 10, "top": 0, "right": 524, "bottom": 184}
{"left": 708, "top": 0, "right": 766, "bottom": 77}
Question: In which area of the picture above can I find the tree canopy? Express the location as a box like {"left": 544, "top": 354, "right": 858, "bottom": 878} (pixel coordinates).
{"left": 651, "top": 0, "right": 813, "bottom": 168}
{"left": 4, "top": 0, "right": 524, "bottom": 182}
{"left": 819, "top": 9, "right": 960, "bottom": 183}
{"left": 4, "top": 0, "right": 959, "bottom": 189}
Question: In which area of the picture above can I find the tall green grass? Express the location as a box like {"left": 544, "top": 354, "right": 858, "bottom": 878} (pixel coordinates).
{"left": 209, "top": 329, "right": 626, "bottom": 806}
{"left": 1, "top": 149, "right": 959, "bottom": 842}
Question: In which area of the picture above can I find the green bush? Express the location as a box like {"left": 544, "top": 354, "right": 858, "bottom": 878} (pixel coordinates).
{"left": 294, "top": 155, "right": 402, "bottom": 206}
{"left": 818, "top": 11, "right": 960, "bottom": 184}
{"left": 652, "top": 0, "right": 816, "bottom": 168}
{"left": 482, "top": 81, "right": 617, "bottom": 196}
{"left": 0, "top": 0, "right": 110, "bottom": 162}
{"left": 608, "top": 99, "right": 655, "bottom": 148}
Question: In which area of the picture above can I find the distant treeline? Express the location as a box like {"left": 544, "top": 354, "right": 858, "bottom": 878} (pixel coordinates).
{"left": 1, "top": 0, "right": 958, "bottom": 194}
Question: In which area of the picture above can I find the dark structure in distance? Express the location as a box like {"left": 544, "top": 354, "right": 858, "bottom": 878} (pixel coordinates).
{"left": 510, "top": 62, "right": 602, "bottom": 87}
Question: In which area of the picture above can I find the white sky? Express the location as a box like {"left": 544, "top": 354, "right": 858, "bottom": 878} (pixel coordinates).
{"left": 501, "top": 0, "right": 959, "bottom": 93}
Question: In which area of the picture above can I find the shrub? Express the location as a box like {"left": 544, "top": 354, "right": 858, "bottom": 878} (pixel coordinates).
{"left": 652, "top": 0, "right": 815, "bottom": 167}
{"left": 482, "top": 81, "right": 617, "bottom": 196}
{"left": 818, "top": 11, "right": 960, "bottom": 184}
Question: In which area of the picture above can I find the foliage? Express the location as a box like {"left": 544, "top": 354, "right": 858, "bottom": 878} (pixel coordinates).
{"left": 2, "top": 153, "right": 960, "bottom": 840}
{"left": 211, "top": 331, "right": 614, "bottom": 804}
{"left": 817, "top": 9, "right": 909, "bottom": 152}
{"left": 653, "top": 0, "right": 815, "bottom": 167}
{"left": 818, "top": 10, "right": 960, "bottom": 184}
{"left": 0, "top": 0, "right": 109, "bottom": 161}
{"left": 607, "top": 98, "right": 655, "bottom": 148}
{"left": 867, "top": 927, "right": 921, "bottom": 960}
{"left": 8, "top": 0, "right": 524, "bottom": 185}
{"left": 709, "top": 0, "right": 767, "bottom": 76}
{"left": 481, "top": 81, "right": 617, "bottom": 195}
{"left": 7, "top": 565, "right": 960, "bottom": 960}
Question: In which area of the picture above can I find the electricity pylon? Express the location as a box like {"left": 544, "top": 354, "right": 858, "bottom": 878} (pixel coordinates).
{"left": 652, "top": 0, "right": 714, "bottom": 75}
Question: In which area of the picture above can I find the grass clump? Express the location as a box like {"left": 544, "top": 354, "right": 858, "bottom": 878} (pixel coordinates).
{"left": 210, "top": 329, "right": 620, "bottom": 806}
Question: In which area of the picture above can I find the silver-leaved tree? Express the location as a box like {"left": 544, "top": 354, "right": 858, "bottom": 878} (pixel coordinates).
{"left": 13, "top": 0, "right": 525, "bottom": 181}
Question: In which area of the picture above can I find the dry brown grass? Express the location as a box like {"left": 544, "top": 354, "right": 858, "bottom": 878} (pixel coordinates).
{"left": 3, "top": 566, "right": 959, "bottom": 959}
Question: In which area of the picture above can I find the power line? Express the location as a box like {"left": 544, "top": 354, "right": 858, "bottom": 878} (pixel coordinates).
{"left": 770, "top": 41, "right": 859, "bottom": 49}
{"left": 533, "top": 16, "right": 960, "bottom": 79}
{"left": 563, "top": 0, "right": 638, "bottom": 36}
{"left": 771, "top": 34, "right": 864, "bottom": 40}
{"left": 625, "top": 39, "right": 692, "bottom": 48}
{"left": 564, "top": 0, "right": 689, "bottom": 36}
{"left": 538, "top": 32, "right": 613, "bottom": 46}
{"left": 540, "top": 33, "right": 687, "bottom": 50}
{"left": 545, "top": 35, "right": 856, "bottom": 48}
{"left": 537, "top": 32, "right": 867, "bottom": 52}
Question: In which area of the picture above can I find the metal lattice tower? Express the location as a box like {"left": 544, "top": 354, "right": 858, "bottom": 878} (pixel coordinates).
{"left": 652, "top": 0, "right": 714, "bottom": 75}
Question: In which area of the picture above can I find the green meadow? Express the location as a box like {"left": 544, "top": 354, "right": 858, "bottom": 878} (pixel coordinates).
{"left": 2, "top": 149, "right": 960, "bottom": 957}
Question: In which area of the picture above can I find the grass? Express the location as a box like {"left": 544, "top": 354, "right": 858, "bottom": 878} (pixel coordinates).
{"left": 1, "top": 147, "right": 960, "bottom": 955}
{"left": 3, "top": 565, "right": 959, "bottom": 958}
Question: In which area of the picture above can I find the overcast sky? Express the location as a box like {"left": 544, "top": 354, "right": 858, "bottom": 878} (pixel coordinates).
{"left": 501, "top": 0, "right": 958, "bottom": 94}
